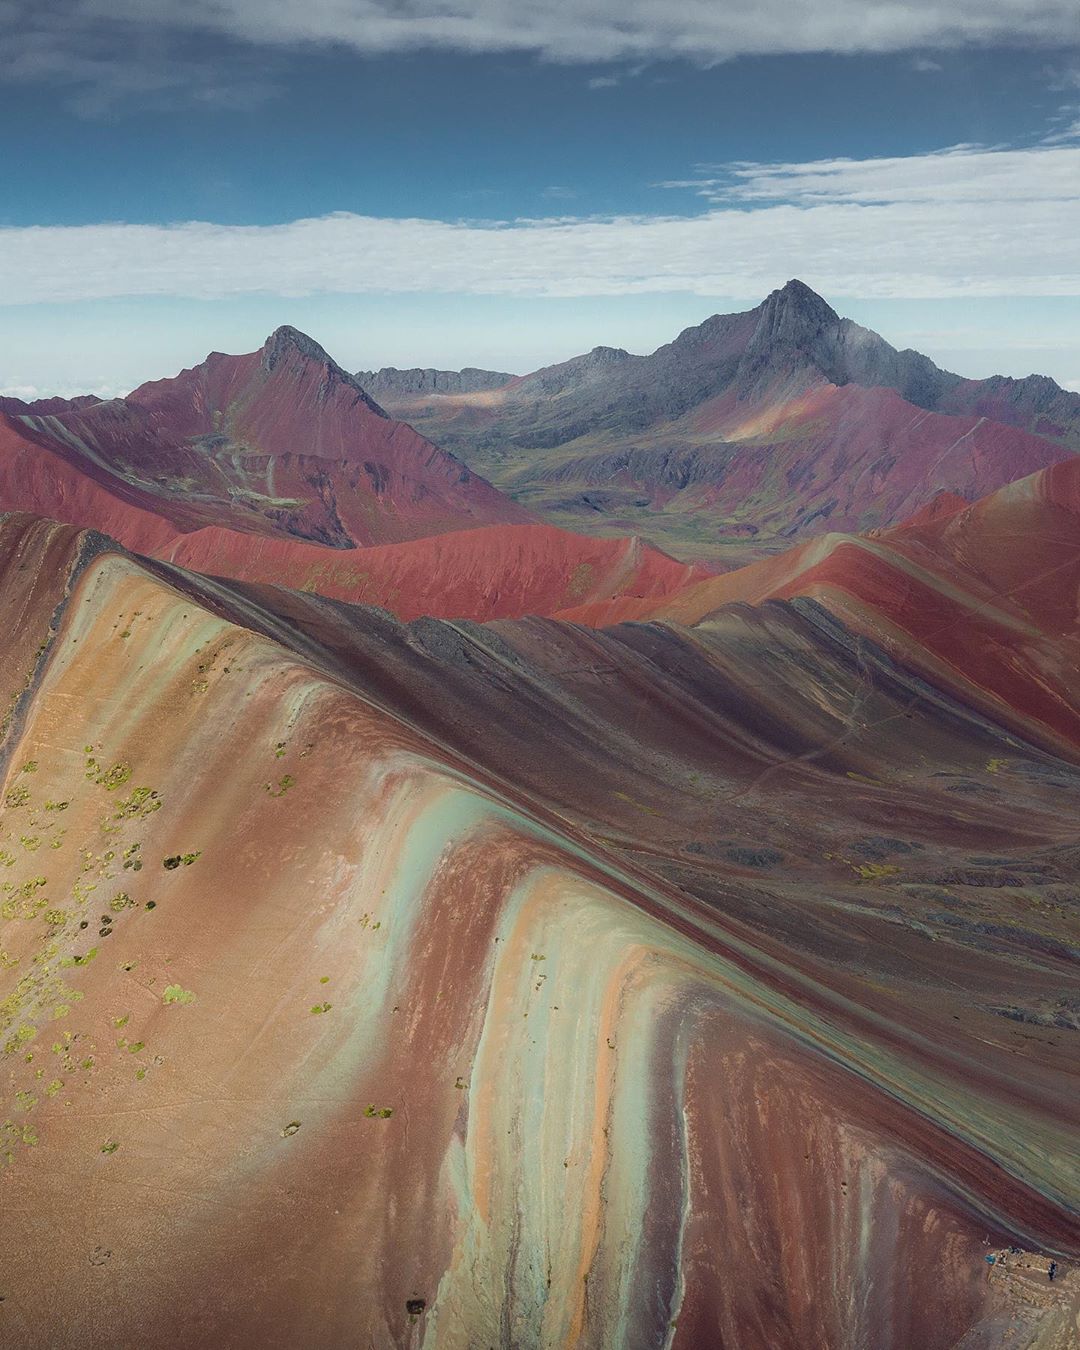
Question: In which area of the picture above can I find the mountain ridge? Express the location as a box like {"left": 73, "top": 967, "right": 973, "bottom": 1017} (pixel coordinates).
{"left": 354, "top": 280, "right": 1079, "bottom": 558}
{"left": 356, "top": 365, "right": 515, "bottom": 398}
{"left": 358, "top": 280, "right": 1079, "bottom": 440}
{"left": 2, "top": 495, "right": 1078, "bottom": 1345}
{"left": 0, "top": 326, "right": 529, "bottom": 552}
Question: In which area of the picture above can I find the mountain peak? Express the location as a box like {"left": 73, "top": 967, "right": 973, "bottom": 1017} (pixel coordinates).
{"left": 262, "top": 325, "right": 338, "bottom": 372}
{"left": 762, "top": 278, "right": 840, "bottom": 324}
{"left": 744, "top": 279, "right": 843, "bottom": 367}
{"left": 260, "top": 325, "right": 388, "bottom": 415}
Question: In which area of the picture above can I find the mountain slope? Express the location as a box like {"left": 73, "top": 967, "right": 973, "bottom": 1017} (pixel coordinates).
{"left": 0, "top": 326, "right": 529, "bottom": 551}
{"left": 0, "top": 329, "right": 707, "bottom": 621}
{"left": 0, "top": 510, "right": 1077, "bottom": 1347}
{"left": 158, "top": 520, "right": 703, "bottom": 621}
{"left": 0, "top": 353, "right": 702, "bottom": 621}
{"left": 360, "top": 282, "right": 1077, "bottom": 560}
{"left": 561, "top": 454, "right": 1080, "bottom": 756}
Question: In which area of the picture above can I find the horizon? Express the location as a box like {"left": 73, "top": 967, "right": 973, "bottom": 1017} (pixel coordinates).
{"left": 2, "top": 2, "right": 1078, "bottom": 397}
{"left": 6, "top": 281, "right": 1080, "bottom": 403}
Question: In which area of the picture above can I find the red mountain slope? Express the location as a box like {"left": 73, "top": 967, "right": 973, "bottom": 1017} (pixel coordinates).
{"left": 0, "top": 389, "right": 699, "bottom": 621}
{"left": 0, "top": 326, "right": 528, "bottom": 551}
{"left": 158, "top": 521, "right": 702, "bottom": 622}
{"left": 560, "top": 455, "right": 1080, "bottom": 753}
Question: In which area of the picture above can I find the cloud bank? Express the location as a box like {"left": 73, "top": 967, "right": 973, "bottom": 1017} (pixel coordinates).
{"left": 2, "top": 0, "right": 1078, "bottom": 109}
{"left": 2, "top": 144, "right": 1078, "bottom": 305}
{"left": 52, "top": 0, "right": 1080, "bottom": 62}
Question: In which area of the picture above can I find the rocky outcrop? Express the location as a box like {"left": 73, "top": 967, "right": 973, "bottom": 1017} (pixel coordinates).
{"left": 356, "top": 365, "right": 514, "bottom": 397}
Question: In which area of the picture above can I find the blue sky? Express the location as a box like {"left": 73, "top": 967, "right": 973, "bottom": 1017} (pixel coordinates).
{"left": 1, "top": 48, "right": 1068, "bottom": 227}
{"left": 1, "top": 1, "right": 1078, "bottom": 395}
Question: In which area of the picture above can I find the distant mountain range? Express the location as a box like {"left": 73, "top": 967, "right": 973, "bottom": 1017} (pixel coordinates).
{"left": 2, "top": 282, "right": 1076, "bottom": 611}
{"left": 358, "top": 279, "right": 1080, "bottom": 559}
{"left": 0, "top": 327, "right": 706, "bottom": 619}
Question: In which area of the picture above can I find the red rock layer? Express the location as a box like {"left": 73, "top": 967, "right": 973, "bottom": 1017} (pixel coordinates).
{"left": 0, "top": 400, "right": 704, "bottom": 621}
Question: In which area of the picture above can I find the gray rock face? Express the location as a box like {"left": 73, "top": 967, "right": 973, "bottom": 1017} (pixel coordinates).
{"left": 730, "top": 280, "right": 959, "bottom": 407}
{"left": 356, "top": 367, "right": 515, "bottom": 398}
{"left": 513, "top": 346, "right": 632, "bottom": 397}
{"left": 388, "top": 280, "right": 1080, "bottom": 449}
{"left": 713, "top": 281, "right": 1080, "bottom": 442}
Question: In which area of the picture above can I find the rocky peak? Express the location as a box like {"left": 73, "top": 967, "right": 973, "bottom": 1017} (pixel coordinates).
{"left": 773, "top": 278, "right": 839, "bottom": 318}
{"left": 262, "top": 325, "right": 335, "bottom": 371}
{"left": 748, "top": 279, "right": 842, "bottom": 354}
{"left": 261, "top": 326, "right": 388, "bottom": 416}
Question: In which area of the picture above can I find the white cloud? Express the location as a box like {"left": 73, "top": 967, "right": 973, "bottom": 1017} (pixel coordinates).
{"left": 83, "top": 0, "right": 1080, "bottom": 61}
{"left": 2, "top": 0, "right": 1078, "bottom": 108}
{"left": 1, "top": 143, "right": 1077, "bottom": 305}
{"left": 910, "top": 56, "right": 943, "bottom": 71}
{"left": 662, "top": 143, "right": 1080, "bottom": 204}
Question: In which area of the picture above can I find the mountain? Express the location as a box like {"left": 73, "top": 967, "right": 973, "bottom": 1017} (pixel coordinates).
{"left": 0, "top": 330, "right": 706, "bottom": 622}
{"left": 359, "top": 281, "right": 1079, "bottom": 560}
{"left": 935, "top": 372, "right": 1080, "bottom": 445}
{"left": 1, "top": 506, "right": 1077, "bottom": 1346}
{"left": 0, "top": 325, "right": 529, "bottom": 552}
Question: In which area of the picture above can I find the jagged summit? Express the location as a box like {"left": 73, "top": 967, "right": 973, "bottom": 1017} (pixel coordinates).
{"left": 261, "top": 325, "right": 388, "bottom": 415}
{"left": 262, "top": 324, "right": 333, "bottom": 366}
{"left": 766, "top": 278, "right": 839, "bottom": 317}
{"left": 748, "top": 279, "right": 843, "bottom": 357}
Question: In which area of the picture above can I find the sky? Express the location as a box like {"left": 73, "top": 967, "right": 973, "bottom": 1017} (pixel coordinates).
{"left": 1, "top": 1, "right": 1079, "bottom": 397}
